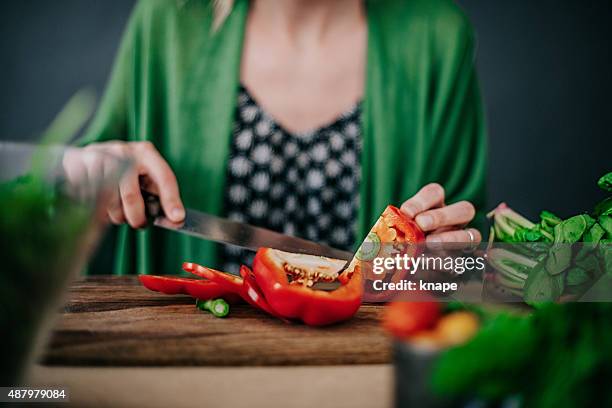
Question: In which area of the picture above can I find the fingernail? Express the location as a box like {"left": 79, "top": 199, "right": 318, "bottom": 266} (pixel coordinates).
{"left": 171, "top": 207, "right": 185, "bottom": 221}
{"left": 426, "top": 235, "right": 443, "bottom": 251}
{"left": 416, "top": 214, "right": 433, "bottom": 230}
{"left": 427, "top": 235, "right": 441, "bottom": 243}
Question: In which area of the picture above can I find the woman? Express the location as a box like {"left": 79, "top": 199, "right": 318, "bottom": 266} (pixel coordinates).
{"left": 79, "top": 0, "right": 486, "bottom": 275}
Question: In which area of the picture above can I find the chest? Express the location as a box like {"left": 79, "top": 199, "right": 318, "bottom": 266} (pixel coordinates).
{"left": 220, "top": 86, "right": 363, "bottom": 258}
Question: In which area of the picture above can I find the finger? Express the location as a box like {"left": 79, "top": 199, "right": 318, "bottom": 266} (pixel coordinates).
{"left": 107, "top": 206, "right": 125, "bottom": 224}
{"left": 99, "top": 156, "right": 123, "bottom": 222}
{"left": 415, "top": 200, "right": 475, "bottom": 231}
{"left": 400, "top": 183, "right": 445, "bottom": 218}
{"left": 134, "top": 142, "right": 185, "bottom": 222}
{"left": 98, "top": 148, "right": 127, "bottom": 224}
{"left": 106, "top": 184, "right": 125, "bottom": 224}
{"left": 84, "top": 151, "right": 107, "bottom": 209}
{"left": 62, "top": 148, "right": 87, "bottom": 199}
{"left": 427, "top": 228, "right": 482, "bottom": 246}
{"left": 62, "top": 149, "right": 82, "bottom": 182}
{"left": 119, "top": 170, "right": 147, "bottom": 228}
{"left": 428, "top": 226, "right": 455, "bottom": 234}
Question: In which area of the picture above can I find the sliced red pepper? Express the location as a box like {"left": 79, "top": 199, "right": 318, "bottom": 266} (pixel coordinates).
{"left": 182, "top": 262, "right": 244, "bottom": 293}
{"left": 252, "top": 248, "right": 363, "bottom": 326}
{"left": 239, "top": 265, "right": 288, "bottom": 320}
{"left": 362, "top": 205, "right": 426, "bottom": 302}
{"left": 384, "top": 205, "right": 426, "bottom": 244}
{"left": 138, "top": 275, "right": 242, "bottom": 303}
{"left": 147, "top": 205, "right": 424, "bottom": 326}
{"left": 182, "top": 262, "right": 284, "bottom": 318}
{"left": 245, "top": 206, "right": 424, "bottom": 325}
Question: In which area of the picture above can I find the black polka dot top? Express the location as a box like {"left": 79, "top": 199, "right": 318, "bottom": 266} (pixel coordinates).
{"left": 220, "top": 85, "right": 362, "bottom": 273}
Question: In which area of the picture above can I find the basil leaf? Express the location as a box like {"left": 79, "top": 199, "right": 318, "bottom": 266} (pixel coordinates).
{"left": 599, "top": 215, "right": 612, "bottom": 237}
{"left": 593, "top": 197, "right": 612, "bottom": 217}
{"left": 554, "top": 215, "right": 588, "bottom": 244}
{"left": 546, "top": 245, "right": 571, "bottom": 275}
{"left": 540, "top": 210, "right": 562, "bottom": 226}
{"left": 583, "top": 223, "right": 605, "bottom": 244}
{"left": 524, "top": 263, "right": 562, "bottom": 303}
{"left": 599, "top": 242, "right": 612, "bottom": 276}
{"left": 566, "top": 267, "right": 589, "bottom": 286}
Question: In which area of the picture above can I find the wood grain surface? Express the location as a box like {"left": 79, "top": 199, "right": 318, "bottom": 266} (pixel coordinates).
{"left": 41, "top": 276, "right": 391, "bottom": 366}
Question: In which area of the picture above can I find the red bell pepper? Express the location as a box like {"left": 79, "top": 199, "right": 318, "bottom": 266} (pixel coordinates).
{"left": 251, "top": 248, "right": 363, "bottom": 326}
{"left": 382, "top": 205, "right": 425, "bottom": 244}
{"left": 239, "top": 265, "right": 288, "bottom": 320}
{"left": 142, "top": 205, "right": 424, "bottom": 326}
{"left": 138, "top": 275, "right": 242, "bottom": 303}
{"left": 182, "top": 262, "right": 285, "bottom": 319}
{"left": 182, "top": 263, "right": 243, "bottom": 292}
{"left": 359, "top": 205, "right": 426, "bottom": 302}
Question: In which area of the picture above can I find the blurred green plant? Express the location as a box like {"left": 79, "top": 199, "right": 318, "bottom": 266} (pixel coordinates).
{"left": 487, "top": 172, "right": 612, "bottom": 304}
{"left": 0, "top": 89, "right": 96, "bottom": 385}
{"left": 431, "top": 303, "right": 612, "bottom": 407}
{"left": 432, "top": 172, "right": 612, "bottom": 407}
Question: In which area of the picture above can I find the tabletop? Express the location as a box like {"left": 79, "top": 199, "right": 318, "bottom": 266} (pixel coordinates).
{"left": 41, "top": 276, "right": 392, "bottom": 367}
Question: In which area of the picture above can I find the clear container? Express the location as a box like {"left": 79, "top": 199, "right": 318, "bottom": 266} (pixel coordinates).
{"left": 0, "top": 142, "right": 130, "bottom": 385}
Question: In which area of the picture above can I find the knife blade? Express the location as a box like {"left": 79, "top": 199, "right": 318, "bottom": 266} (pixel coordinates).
{"left": 143, "top": 191, "right": 353, "bottom": 261}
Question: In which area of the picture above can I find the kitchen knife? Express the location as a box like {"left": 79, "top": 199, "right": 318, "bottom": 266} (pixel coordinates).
{"left": 142, "top": 191, "right": 353, "bottom": 261}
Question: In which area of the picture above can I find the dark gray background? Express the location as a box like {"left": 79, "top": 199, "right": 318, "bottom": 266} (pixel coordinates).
{"left": 1, "top": 0, "right": 610, "bottom": 220}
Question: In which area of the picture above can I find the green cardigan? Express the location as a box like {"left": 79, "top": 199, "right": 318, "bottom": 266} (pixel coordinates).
{"left": 81, "top": 0, "right": 487, "bottom": 275}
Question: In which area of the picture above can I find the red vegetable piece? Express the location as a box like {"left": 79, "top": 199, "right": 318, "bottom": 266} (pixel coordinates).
{"left": 252, "top": 248, "right": 363, "bottom": 326}
{"left": 239, "top": 265, "right": 288, "bottom": 320}
{"left": 182, "top": 262, "right": 244, "bottom": 293}
{"left": 138, "top": 275, "right": 242, "bottom": 303}
{"left": 182, "top": 262, "right": 283, "bottom": 317}
{"left": 384, "top": 205, "right": 426, "bottom": 244}
{"left": 382, "top": 300, "right": 441, "bottom": 339}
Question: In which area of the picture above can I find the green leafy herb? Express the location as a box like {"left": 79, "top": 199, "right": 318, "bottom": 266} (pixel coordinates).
{"left": 599, "top": 215, "right": 612, "bottom": 237}
{"left": 583, "top": 223, "right": 605, "bottom": 244}
{"left": 523, "top": 263, "right": 562, "bottom": 304}
{"left": 598, "top": 172, "right": 612, "bottom": 192}
{"left": 462, "top": 172, "right": 612, "bottom": 404}
{"left": 594, "top": 173, "right": 612, "bottom": 217}
{"left": 1, "top": 89, "right": 99, "bottom": 384}
{"left": 540, "top": 210, "right": 562, "bottom": 227}
{"left": 487, "top": 172, "right": 611, "bottom": 302}
{"left": 432, "top": 303, "right": 612, "bottom": 407}
{"left": 431, "top": 312, "right": 536, "bottom": 399}
{"left": 0, "top": 174, "right": 91, "bottom": 384}
{"left": 566, "top": 267, "right": 589, "bottom": 286}
{"left": 555, "top": 215, "right": 589, "bottom": 244}
{"left": 545, "top": 244, "right": 571, "bottom": 276}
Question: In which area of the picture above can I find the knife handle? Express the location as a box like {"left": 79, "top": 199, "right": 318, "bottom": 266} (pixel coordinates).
{"left": 141, "top": 190, "right": 163, "bottom": 219}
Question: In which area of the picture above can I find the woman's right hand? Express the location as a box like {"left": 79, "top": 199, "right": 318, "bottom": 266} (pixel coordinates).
{"left": 63, "top": 141, "right": 185, "bottom": 228}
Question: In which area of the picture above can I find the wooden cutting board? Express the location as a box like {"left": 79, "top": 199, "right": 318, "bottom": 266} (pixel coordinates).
{"left": 41, "top": 276, "right": 391, "bottom": 366}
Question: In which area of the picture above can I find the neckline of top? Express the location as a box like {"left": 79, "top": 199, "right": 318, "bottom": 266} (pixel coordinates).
{"left": 238, "top": 84, "right": 362, "bottom": 139}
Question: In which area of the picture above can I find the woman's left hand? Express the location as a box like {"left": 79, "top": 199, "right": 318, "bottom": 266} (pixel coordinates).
{"left": 400, "top": 183, "right": 481, "bottom": 245}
